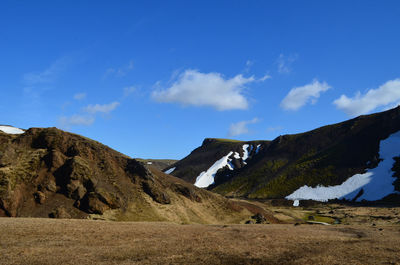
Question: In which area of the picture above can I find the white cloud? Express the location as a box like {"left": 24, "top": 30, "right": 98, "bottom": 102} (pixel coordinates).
{"left": 266, "top": 126, "right": 283, "bottom": 133}
{"left": 333, "top": 79, "right": 400, "bottom": 116}
{"left": 259, "top": 74, "right": 271, "bottom": 82}
{"left": 281, "top": 80, "right": 331, "bottom": 111}
{"left": 59, "top": 101, "right": 119, "bottom": 128}
{"left": 59, "top": 115, "right": 94, "bottom": 127}
{"left": 244, "top": 60, "right": 253, "bottom": 73}
{"left": 103, "top": 60, "right": 134, "bottom": 78}
{"left": 123, "top": 86, "right": 136, "bottom": 97}
{"left": 84, "top": 102, "right": 120, "bottom": 114}
{"left": 73, "top": 93, "right": 86, "bottom": 100}
{"left": 23, "top": 57, "right": 69, "bottom": 85}
{"left": 228, "top": 118, "right": 259, "bottom": 137}
{"left": 152, "top": 69, "right": 257, "bottom": 111}
{"left": 277, "top": 54, "right": 297, "bottom": 74}
{"left": 21, "top": 56, "right": 71, "bottom": 118}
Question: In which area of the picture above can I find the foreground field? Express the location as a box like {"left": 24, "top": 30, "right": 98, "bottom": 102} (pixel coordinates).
{"left": 1, "top": 218, "right": 400, "bottom": 265}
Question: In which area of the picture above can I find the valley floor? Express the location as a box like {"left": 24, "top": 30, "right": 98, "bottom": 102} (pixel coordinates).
{"left": 1, "top": 217, "right": 400, "bottom": 265}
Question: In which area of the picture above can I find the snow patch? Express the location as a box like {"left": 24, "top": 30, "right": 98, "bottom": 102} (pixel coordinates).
{"left": 293, "top": 200, "right": 299, "bottom": 207}
{"left": 286, "top": 131, "right": 400, "bottom": 203}
{"left": 146, "top": 162, "right": 153, "bottom": 165}
{"left": 195, "top": 151, "right": 233, "bottom": 188}
{"left": 164, "top": 167, "right": 176, "bottom": 174}
{"left": 0, "top": 125, "right": 24, "bottom": 134}
{"left": 286, "top": 172, "right": 373, "bottom": 202}
{"left": 242, "top": 144, "right": 250, "bottom": 164}
{"left": 195, "top": 143, "right": 259, "bottom": 188}
{"left": 255, "top": 144, "right": 261, "bottom": 154}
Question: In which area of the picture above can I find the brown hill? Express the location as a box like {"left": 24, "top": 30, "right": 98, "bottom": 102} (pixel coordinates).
{"left": 0, "top": 127, "right": 252, "bottom": 223}
{"left": 136, "top": 158, "right": 178, "bottom": 171}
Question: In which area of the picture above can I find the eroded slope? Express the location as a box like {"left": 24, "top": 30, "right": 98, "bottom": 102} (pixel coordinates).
{"left": 0, "top": 127, "right": 251, "bottom": 223}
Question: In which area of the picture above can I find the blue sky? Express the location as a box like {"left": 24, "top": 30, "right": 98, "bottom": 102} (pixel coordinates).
{"left": 1, "top": 1, "right": 400, "bottom": 159}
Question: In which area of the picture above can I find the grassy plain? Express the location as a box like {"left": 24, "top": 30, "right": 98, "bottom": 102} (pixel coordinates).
{"left": 1, "top": 203, "right": 400, "bottom": 265}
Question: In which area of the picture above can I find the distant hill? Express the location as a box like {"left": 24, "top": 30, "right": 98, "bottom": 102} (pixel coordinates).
{"left": 166, "top": 107, "right": 400, "bottom": 204}
{"left": 135, "top": 158, "right": 178, "bottom": 172}
{"left": 0, "top": 127, "right": 254, "bottom": 223}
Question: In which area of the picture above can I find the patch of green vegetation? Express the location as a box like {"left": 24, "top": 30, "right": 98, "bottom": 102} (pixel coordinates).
{"left": 0, "top": 173, "right": 10, "bottom": 196}
{"left": 250, "top": 165, "right": 336, "bottom": 199}
{"left": 210, "top": 142, "right": 341, "bottom": 200}
{"left": 213, "top": 159, "right": 289, "bottom": 197}
{"left": 229, "top": 149, "right": 337, "bottom": 199}
{"left": 213, "top": 175, "right": 253, "bottom": 197}
{"left": 303, "top": 212, "right": 335, "bottom": 224}
{"left": 0, "top": 149, "right": 46, "bottom": 196}
{"left": 249, "top": 147, "right": 340, "bottom": 199}
{"left": 214, "top": 152, "right": 338, "bottom": 199}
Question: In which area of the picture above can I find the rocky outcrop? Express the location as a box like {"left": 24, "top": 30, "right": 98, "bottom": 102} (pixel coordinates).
{"left": 0, "top": 127, "right": 219, "bottom": 219}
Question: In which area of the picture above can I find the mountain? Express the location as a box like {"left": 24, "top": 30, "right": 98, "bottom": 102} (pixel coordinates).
{"left": 165, "top": 138, "right": 269, "bottom": 186}
{"left": 135, "top": 158, "right": 178, "bottom": 172}
{"left": 166, "top": 106, "right": 400, "bottom": 204}
{"left": 0, "top": 127, "right": 255, "bottom": 223}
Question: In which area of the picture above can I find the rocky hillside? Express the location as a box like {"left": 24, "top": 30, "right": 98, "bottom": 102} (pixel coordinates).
{"left": 167, "top": 107, "right": 400, "bottom": 203}
{"left": 0, "top": 127, "right": 253, "bottom": 223}
{"left": 164, "top": 139, "right": 269, "bottom": 186}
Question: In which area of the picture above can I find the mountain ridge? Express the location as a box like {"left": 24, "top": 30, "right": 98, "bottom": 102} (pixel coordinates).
{"left": 167, "top": 106, "right": 400, "bottom": 203}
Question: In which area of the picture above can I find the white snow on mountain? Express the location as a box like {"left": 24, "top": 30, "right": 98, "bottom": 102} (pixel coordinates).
{"left": 0, "top": 125, "right": 24, "bottom": 134}
{"left": 242, "top": 144, "right": 250, "bottom": 164}
{"left": 195, "top": 152, "right": 233, "bottom": 188}
{"left": 286, "top": 172, "right": 373, "bottom": 204}
{"left": 255, "top": 144, "right": 261, "bottom": 154}
{"left": 286, "top": 131, "right": 400, "bottom": 205}
{"left": 164, "top": 167, "right": 176, "bottom": 174}
{"left": 194, "top": 143, "right": 262, "bottom": 188}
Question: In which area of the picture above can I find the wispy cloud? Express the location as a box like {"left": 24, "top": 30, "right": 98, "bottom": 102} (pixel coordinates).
{"left": 123, "top": 86, "right": 136, "bottom": 97}
{"left": 228, "top": 118, "right": 259, "bottom": 137}
{"left": 59, "top": 115, "right": 95, "bottom": 128}
{"left": 333, "top": 78, "right": 400, "bottom": 116}
{"left": 266, "top": 126, "right": 283, "bottom": 133}
{"left": 244, "top": 60, "right": 253, "bottom": 73}
{"left": 103, "top": 60, "right": 134, "bottom": 78}
{"left": 21, "top": 56, "right": 71, "bottom": 120}
{"left": 277, "top": 54, "right": 298, "bottom": 74}
{"left": 59, "top": 101, "right": 120, "bottom": 129}
{"left": 152, "top": 69, "right": 262, "bottom": 111}
{"left": 259, "top": 74, "right": 271, "bottom": 82}
{"left": 23, "top": 56, "right": 70, "bottom": 85}
{"left": 73, "top": 93, "right": 86, "bottom": 100}
{"left": 84, "top": 101, "right": 120, "bottom": 114}
{"left": 281, "top": 79, "right": 331, "bottom": 111}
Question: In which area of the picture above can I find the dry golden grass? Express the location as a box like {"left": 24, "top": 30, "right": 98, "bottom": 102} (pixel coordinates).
{"left": 1, "top": 217, "right": 400, "bottom": 265}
